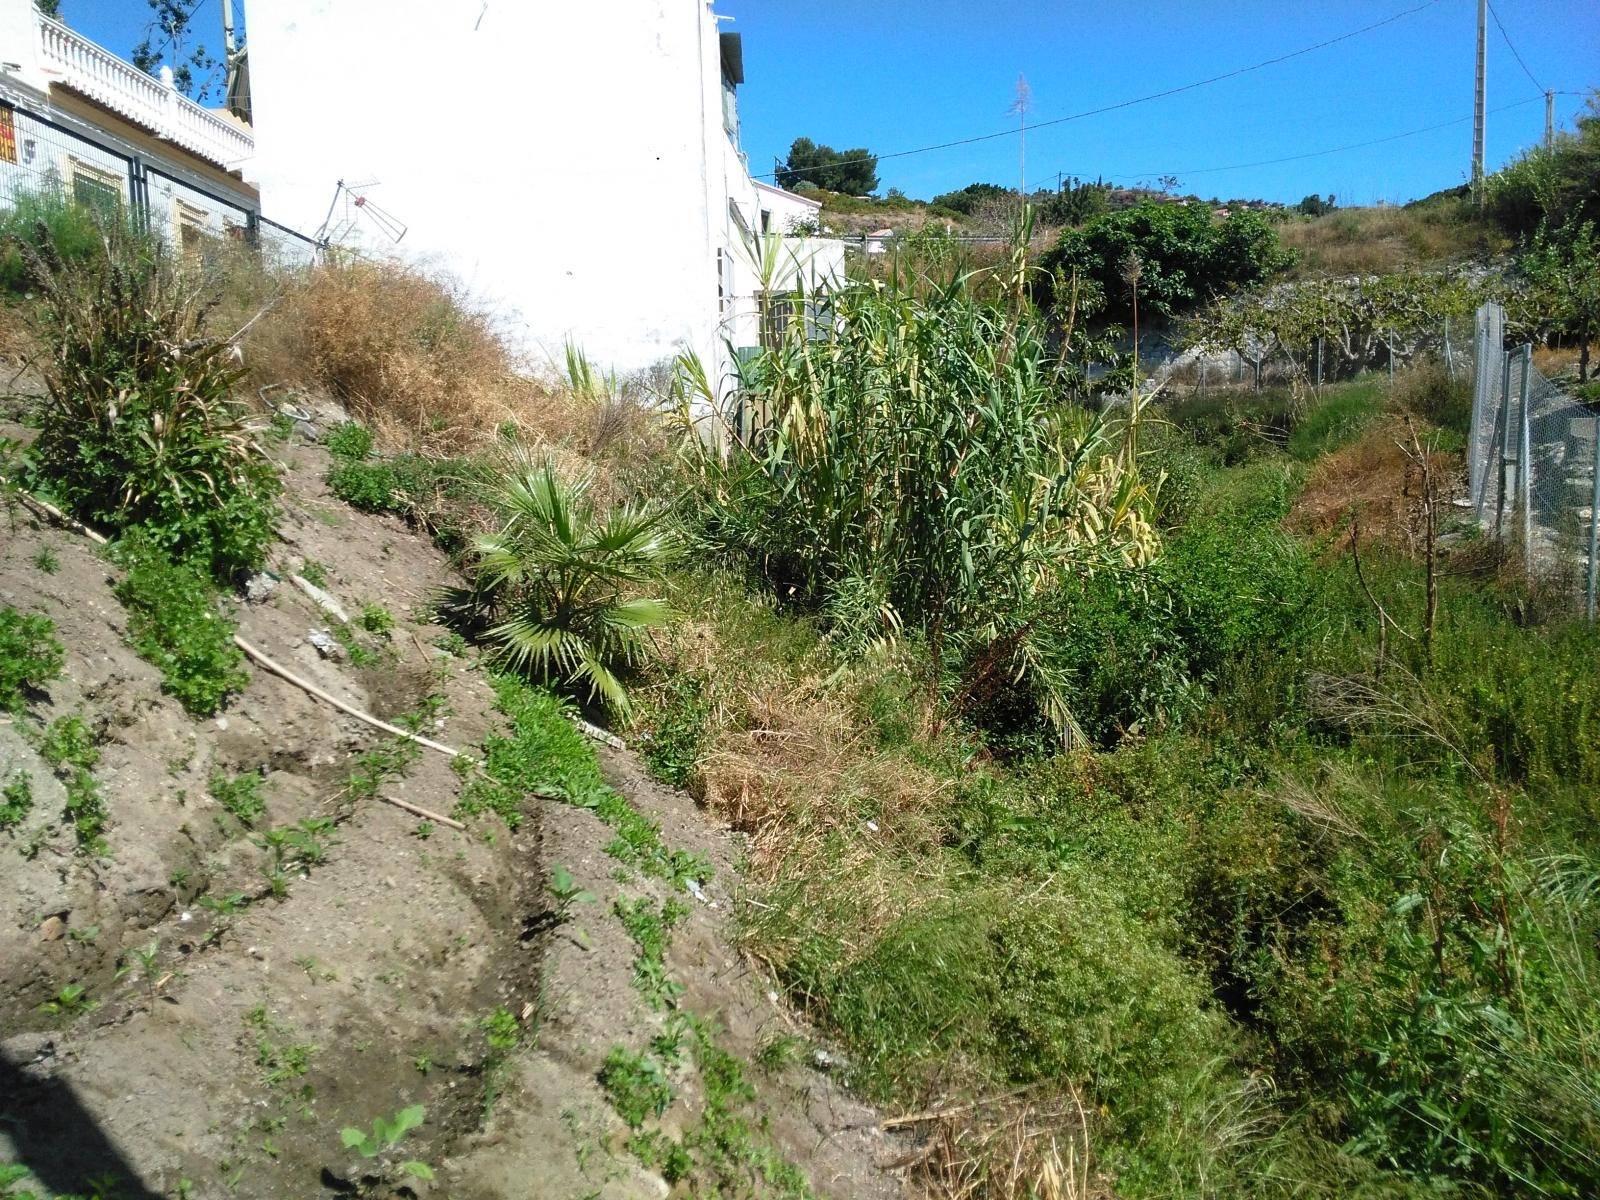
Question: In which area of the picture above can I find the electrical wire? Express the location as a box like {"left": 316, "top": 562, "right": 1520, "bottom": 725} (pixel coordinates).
{"left": 1115, "top": 94, "right": 1548, "bottom": 182}
{"left": 759, "top": 0, "right": 1445, "bottom": 182}
{"left": 1486, "top": 0, "right": 1546, "bottom": 95}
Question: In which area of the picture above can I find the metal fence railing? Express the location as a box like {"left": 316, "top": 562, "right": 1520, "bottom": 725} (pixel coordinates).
{"left": 0, "top": 95, "right": 319, "bottom": 268}
{"left": 1467, "top": 301, "right": 1600, "bottom": 616}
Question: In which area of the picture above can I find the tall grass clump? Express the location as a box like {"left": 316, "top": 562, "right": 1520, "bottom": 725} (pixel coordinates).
{"left": 679, "top": 272, "right": 1158, "bottom": 743}
{"left": 17, "top": 221, "right": 278, "bottom": 582}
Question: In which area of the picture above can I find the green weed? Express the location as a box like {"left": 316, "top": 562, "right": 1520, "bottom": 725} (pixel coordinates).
{"left": 0, "top": 772, "right": 33, "bottom": 831}
{"left": 0, "top": 607, "right": 64, "bottom": 714}
{"left": 111, "top": 532, "right": 249, "bottom": 716}
{"left": 38, "top": 983, "right": 95, "bottom": 1019}
{"left": 615, "top": 896, "right": 688, "bottom": 1011}
{"left": 30, "top": 548, "right": 59, "bottom": 575}
{"left": 599, "top": 1046, "right": 674, "bottom": 1129}
{"left": 210, "top": 771, "right": 267, "bottom": 827}
{"left": 39, "top": 714, "right": 107, "bottom": 854}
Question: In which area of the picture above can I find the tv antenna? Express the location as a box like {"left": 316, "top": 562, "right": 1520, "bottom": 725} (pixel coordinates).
{"left": 314, "top": 179, "right": 409, "bottom": 246}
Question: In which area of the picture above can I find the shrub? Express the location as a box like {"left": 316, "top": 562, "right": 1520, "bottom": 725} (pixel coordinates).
{"left": 0, "top": 607, "right": 65, "bottom": 714}
{"left": 112, "top": 532, "right": 250, "bottom": 716}
{"left": 461, "top": 461, "right": 670, "bottom": 715}
{"left": 21, "top": 222, "right": 278, "bottom": 582}
{"left": 0, "top": 186, "right": 112, "bottom": 295}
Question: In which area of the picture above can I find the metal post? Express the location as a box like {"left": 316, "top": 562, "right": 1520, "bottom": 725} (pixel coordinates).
{"left": 1496, "top": 344, "right": 1514, "bottom": 540}
{"left": 1473, "top": 0, "right": 1487, "bottom": 206}
{"left": 1387, "top": 333, "right": 1395, "bottom": 381}
{"left": 1315, "top": 337, "right": 1323, "bottom": 387}
{"left": 1519, "top": 345, "right": 1533, "bottom": 579}
{"left": 1443, "top": 316, "right": 1453, "bottom": 380}
{"left": 1545, "top": 89, "right": 1555, "bottom": 151}
{"left": 1589, "top": 417, "right": 1600, "bottom": 620}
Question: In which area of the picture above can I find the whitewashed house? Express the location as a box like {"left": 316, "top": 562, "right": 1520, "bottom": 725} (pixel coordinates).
{"left": 0, "top": 0, "right": 313, "bottom": 263}
{"left": 244, "top": 0, "right": 843, "bottom": 392}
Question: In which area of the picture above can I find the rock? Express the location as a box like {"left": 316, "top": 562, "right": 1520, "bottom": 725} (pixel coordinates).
{"left": 39, "top": 914, "right": 67, "bottom": 941}
{"left": 244, "top": 573, "right": 279, "bottom": 603}
{"left": 293, "top": 575, "right": 350, "bottom": 623}
{"left": 308, "top": 629, "right": 344, "bottom": 661}
{"left": 1, "top": 1033, "right": 56, "bottom": 1064}
{"left": 293, "top": 419, "right": 319, "bottom": 443}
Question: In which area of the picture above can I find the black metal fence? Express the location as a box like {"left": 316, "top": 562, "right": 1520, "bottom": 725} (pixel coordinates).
{"left": 0, "top": 93, "right": 318, "bottom": 266}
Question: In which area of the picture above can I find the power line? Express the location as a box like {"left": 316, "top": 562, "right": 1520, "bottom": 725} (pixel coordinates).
{"left": 1485, "top": 0, "right": 1545, "bottom": 94}
{"left": 760, "top": 0, "right": 1445, "bottom": 182}
{"left": 1115, "top": 94, "right": 1547, "bottom": 182}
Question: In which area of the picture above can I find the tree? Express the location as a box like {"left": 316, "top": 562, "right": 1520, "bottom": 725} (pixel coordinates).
{"left": 34, "top": 0, "right": 62, "bottom": 18}
{"left": 1040, "top": 202, "right": 1294, "bottom": 324}
{"left": 776, "top": 138, "right": 879, "bottom": 196}
{"left": 1487, "top": 91, "right": 1600, "bottom": 238}
{"left": 131, "top": 0, "right": 221, "bottom": 102}
{"left": 1296, "top": 194, "right": 1337, "bottom": 217}
{"left": 929, "top": 182, "right": 1011, "bottom": 216}
{"left": 1520, "top": 220, "right": 1600, "bottom": 381}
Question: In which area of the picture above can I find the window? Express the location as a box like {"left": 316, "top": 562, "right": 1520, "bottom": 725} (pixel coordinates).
{"left": 721, "top": 75, "right": 739, "bottom": 144}
{"left": 69, "top": 159, "right": 123, "bottom": 214}
{"left": 175, "top": 200, "right": 211, "bottom": 255}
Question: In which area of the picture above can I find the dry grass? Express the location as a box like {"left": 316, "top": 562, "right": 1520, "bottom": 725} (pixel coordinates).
{"left": 1280, "top": 202, "right": 1506, "bottom": 279}
{"left": 246, "top": 257, "right": 597, "bottom": 454}
{"left": 890, "top": 1089, "right": 1105, "bottom": 1200}
{"left": 1290, "top": 417, "right": 1460, "bottom": 546}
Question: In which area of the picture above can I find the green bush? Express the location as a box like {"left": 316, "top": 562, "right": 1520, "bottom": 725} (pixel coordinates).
{"left": 0, "top": 187, "right": 111, "bottom": 295}
{"left": 21, "top": 222, "right": 278, "bottom": 582}
{"left": 112, "top": 532, "right": 250, "bottom": 716}
{"left": 325, "top": 420, "right": 375, "bottom": 461}
{"left": 0, "top": 607, "right": 65, "bottom": 713}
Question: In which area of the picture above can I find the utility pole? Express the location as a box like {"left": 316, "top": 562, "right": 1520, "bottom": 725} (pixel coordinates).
{"left": 221, "top": 0, "right": 237, "bottom": 55}
{"left": 1472, "top": 0, "right": 1487, "bottom": 206}
{"left": 1545, "top": 89, "right": 1555, "bottom": 150}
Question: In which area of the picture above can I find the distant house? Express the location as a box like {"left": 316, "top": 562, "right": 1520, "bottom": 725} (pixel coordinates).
{"left": 244, "top": 1, "right": 844, "bottom": 394}
{"left": 0, "top": 0, "right": 313, "bottom": 263}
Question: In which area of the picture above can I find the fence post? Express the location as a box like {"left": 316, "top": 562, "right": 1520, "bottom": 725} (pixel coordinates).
{"left": 1315, "top": 336, "right": 1323, "bottom": 387}
{"left": 1497, "top": 345, "right": 1514, "bottom": 540}
{"left": 1443, "top": 315, "right": 1453, "bottom": 380}
{"left": 1589, "top": 416, "right": 1600, "bottom": 620}
{"left": 1387, "top": 332, "right": 1395, "bottom": 381}
{"left": 1519, "top": 345, "right": 1534, "bottom": 580}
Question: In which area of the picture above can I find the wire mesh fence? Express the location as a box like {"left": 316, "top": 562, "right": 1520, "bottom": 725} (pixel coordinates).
{"left": 0, "top": 95, "right": 318, "bottom": 268}
{"left": 1467, "top": 301, "right": 1600, "bottom": 617}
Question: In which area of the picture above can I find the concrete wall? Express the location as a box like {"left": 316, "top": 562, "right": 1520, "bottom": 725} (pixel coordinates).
{"left": 245, "top": 0, "right": 775, "bottom": 388}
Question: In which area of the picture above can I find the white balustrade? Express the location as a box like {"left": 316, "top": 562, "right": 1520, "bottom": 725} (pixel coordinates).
{"left": 34, "top": 13, "right": 252, "bottom": 168}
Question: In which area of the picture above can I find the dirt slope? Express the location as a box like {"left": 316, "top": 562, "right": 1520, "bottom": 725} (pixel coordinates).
{"left": 0, "top": 417, "right": 900, "bottom": 1199}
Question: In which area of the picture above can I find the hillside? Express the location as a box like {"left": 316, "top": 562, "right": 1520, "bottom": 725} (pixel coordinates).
{"left": 3, "top": 143, "right": 1600, "bottom": 1200}
{"left": 0, "top": 387, "right": 898, "bottom": 1197}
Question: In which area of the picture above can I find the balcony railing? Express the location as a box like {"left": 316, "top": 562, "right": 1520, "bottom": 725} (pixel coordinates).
{"left": 35, "top": 14, "right": 252, "bottom": 169}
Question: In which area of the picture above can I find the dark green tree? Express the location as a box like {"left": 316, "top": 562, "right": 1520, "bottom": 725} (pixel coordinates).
{"left": 776, "top": 138, "right": 879, "bottom": 196}
{"left": 1040, "top": 202, "right": 1293, "bottom": 324}
{"left": 1296, "top": 194, "right": 1336, "bottom": 217}
{"left": 929, "top": 182, "right": 1011, "bottom": 216}
{"left": 131, "top": 0, "right": 221, "bottom": 102}
{"left": 34, "top": 0, "right": 62, "bottom": 18}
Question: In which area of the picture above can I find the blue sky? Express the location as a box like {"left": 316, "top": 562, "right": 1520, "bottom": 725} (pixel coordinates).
{"left": 60, "top": 0, "right": 1598, "bottom": 205}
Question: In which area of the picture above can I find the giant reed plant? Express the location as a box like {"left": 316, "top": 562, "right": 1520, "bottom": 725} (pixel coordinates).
{"left": 678, "top": 255, "right": 1157, "bottom": 743}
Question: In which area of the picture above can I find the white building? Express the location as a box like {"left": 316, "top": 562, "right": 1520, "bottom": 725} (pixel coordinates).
{"left": 244, "top": 0, "right": 843, "bottom": 391}
{"left": 0, "top": 0, "right": 313, "bottom": 264}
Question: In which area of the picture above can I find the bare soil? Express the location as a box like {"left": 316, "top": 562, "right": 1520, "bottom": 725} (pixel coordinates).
{"left": 0, "top": 409, "right": 901, "bottom": 1198}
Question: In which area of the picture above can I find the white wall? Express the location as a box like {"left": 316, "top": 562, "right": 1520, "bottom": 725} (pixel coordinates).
{"left": 246, "top": 0, "right": 763, "bottom": 387}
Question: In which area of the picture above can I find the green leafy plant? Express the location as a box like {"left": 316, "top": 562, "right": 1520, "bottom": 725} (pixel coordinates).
{"left": 31, "top": 548, "right": 59, "bottom": 575}
{"left": 0, "top": 772, "right": 33, "bottom": 832}
{"left": 340, "top": 1103, "right": 424, "bottom": 1156}
{"left": 38, "top": 982, "right": 95, "bottom": 1018}
{"left": 461, "top": 461, "right": 671, "bottom": 716}
{"left": 19, "top": 221, "right": 279, "bottom": 582}
{"left": 39, "top": 713, "right": 107, "bottom": 854}
{"left": 548, "top": 864, "right": 596, "bottom": 917}
{"left": 599, "top": 1047, "right": 674, "bottom": 1129}
{"left": 112, "top": 531, "right": 249, "bottom": 716}
{"left": 325, "top": 421, "right": 375, "bottom": 462}
{"left": 358, "top": 602, "right": 395, "bottom": 636}
{"left": 0, "top": 607, "right": 65, "bottom": 714}
{"left": 300, "top": 560, "right": 330, "bottom": 588}
{"left": 615, "top": 896, "right": 688, "bottom": 1011}
{"left": 209, "top": 770, "right": 266, "bottom": 826}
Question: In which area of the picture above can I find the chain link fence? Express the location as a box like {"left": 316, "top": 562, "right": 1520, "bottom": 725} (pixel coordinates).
{"left": 1467, "top": 301, "right": 1600, "bottom": 616}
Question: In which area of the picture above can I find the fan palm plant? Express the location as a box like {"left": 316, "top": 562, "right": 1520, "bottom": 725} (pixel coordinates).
{"left": 469, "top": 460, "right": 671, "bottom": 716}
